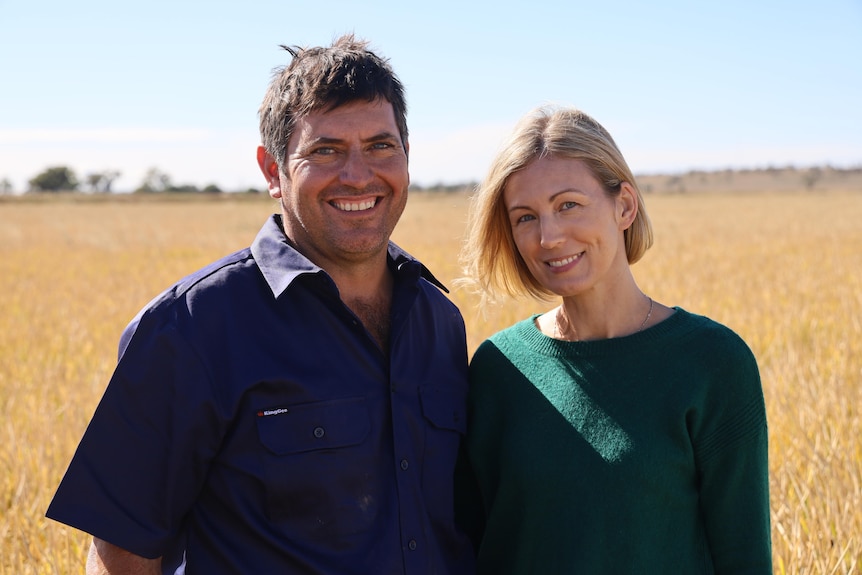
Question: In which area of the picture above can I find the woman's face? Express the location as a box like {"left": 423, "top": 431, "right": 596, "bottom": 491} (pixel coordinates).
{"left": 503, "top": 156, "right": 635, "bottom": 298}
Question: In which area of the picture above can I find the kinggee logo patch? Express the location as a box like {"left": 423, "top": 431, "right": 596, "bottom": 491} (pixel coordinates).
{"left": 257, "top": 407, "right": 289, "bottom": 417}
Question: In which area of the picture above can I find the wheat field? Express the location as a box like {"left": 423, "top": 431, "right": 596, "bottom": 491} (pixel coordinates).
{"left": 1, "top": 190, "right": 860, "bottom": 573}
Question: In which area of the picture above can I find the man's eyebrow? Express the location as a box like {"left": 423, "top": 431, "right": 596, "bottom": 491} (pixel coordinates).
{"left": 364, "top": 131, "right": 401, "bottom": 142}
{"left": 307, "top": 132, "right": 401, "bottom": 146}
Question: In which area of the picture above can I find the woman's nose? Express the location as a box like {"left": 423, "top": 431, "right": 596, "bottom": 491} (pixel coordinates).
{"left": 539, "top": 217, "right": 565, "bottom": 249}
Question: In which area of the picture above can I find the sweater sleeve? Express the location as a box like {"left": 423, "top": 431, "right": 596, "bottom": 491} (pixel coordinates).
{"left": 691, "top": 329, "right": 772, "bottom": 574}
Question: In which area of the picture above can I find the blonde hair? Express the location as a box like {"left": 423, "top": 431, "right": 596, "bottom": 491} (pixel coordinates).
{"left": 459, "top": 106, "right": 653, "bottom": 305}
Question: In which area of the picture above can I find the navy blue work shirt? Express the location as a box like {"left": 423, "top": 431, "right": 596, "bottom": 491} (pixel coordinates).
{"left": 47, "top": 214, "right": 475, "bottom": 575}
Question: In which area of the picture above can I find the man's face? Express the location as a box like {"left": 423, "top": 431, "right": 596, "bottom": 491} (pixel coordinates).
{"left": 261, "top": 99, "right": 409, "bottom": 272}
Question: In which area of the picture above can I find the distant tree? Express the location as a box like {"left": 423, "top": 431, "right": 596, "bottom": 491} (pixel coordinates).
{"left": 28, "top": 166, "right": 79, "bottom": 192}
{"left": 86, "top": 170, "right": 121, "bottom": 193}
{"left": 166, "top": 184, "right": 199, "bottom": 193}
{"left": 666, "top": 175, "right": 686, "bottom": 194}
{"left": 0, "top": 177, "right": 13, "bottom": 195}
{"left": 201, "top": 184, "right": 222, "bottom": 194}
{"left": 102, "top": 170, "right": 121, "bottom": 193}
{"left": 85, "top": 173, "right": 102, "bottom": 193}
{"left": 802, "top": 167, "right": 822, "bottom": 190}
{"left": 135, "top": 167, "right": 172, "bottom": 193}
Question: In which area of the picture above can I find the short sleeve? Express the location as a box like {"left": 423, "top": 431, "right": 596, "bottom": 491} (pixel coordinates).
{"left": 46, "top": 308, "right": 224, "bottom": 559}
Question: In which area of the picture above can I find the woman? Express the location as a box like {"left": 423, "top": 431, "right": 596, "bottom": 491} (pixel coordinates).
{"left": 457, "top": 106, "right": 772, "bottom": 573}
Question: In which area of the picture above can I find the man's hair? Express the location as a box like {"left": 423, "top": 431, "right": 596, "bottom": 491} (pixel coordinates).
{"left": 259, "top": 34, "right": 408, "bottom": 167}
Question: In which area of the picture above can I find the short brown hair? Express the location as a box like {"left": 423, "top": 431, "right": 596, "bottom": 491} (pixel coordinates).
{"left": 258, "top": 34, "right": 408, "bottom": 167}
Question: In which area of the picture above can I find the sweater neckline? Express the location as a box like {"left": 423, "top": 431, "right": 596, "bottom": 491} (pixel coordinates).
{"left": 513, "top": 306, "right": 696, "bottom": 358}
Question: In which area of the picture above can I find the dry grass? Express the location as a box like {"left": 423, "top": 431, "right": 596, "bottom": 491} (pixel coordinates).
{"left": 1, "top": 190, "right": 860, "bottom": 573}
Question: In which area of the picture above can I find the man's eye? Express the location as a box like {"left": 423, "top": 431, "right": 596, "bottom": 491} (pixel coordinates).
{"left": 306, "top": 146, "right": 337, "bottom": 157}
{"left": 371, "top": 141, "right": 395, "bottom": 151}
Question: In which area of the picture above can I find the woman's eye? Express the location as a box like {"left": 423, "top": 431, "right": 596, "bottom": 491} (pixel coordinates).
{"left": 516, "top": 214, "right": 535, "bottom": 224}
{"left": 561, "top": 201, "right": 578, "bottom": 210}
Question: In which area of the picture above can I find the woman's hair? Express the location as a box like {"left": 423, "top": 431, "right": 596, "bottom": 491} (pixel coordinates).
{"left": 459, "top": 106, "right": 653, "bottom": 304}
{"left": 258, "top": 33, "right": 408, "bottom": 168}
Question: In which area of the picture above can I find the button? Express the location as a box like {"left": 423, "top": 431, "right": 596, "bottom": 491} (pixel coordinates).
{"left": 400, "top": 459, "right": 409, "bottom": 470}
{"left": 313, "top": 427, "right": 325, "bottom": 438}
{"left": 408, "top": 539, "right": 417, "bottom": 551}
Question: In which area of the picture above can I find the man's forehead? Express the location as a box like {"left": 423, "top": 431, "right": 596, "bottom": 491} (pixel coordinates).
{"left": 293, "top": 100, "right": 399, "bottom": 139}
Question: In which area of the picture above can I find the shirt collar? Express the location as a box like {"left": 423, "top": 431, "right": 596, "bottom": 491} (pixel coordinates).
{"left": 251, "top": 214, "right": 448, "bottom": 299}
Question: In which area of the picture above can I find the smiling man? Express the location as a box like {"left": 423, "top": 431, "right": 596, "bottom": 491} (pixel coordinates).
{"left": 47, "top": 35, "right": 475, "bottom": 575}
{"left": 257, "top": 98, "right": 409, "bottom": 350}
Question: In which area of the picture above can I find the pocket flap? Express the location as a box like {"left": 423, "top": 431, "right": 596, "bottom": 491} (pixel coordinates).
{"left": 420, "top": 387, "right": 467, "bottom": 434}
{"left": 256, "top": 396, "right": 370, "bottom": 455}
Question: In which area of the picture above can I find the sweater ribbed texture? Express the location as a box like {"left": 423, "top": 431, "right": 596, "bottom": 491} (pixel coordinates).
{"left": 461, "top": 308, "right": 772, "bottom": 574}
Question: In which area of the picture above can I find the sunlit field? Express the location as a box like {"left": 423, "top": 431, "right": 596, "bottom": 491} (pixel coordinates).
{"left": 1, "top": 189, "right": 860, "bottom": 573}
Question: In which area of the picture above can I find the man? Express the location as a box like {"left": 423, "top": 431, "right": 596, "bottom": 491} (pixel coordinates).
{"left": 47, "top": 34, "right": 475, "bottom": 575}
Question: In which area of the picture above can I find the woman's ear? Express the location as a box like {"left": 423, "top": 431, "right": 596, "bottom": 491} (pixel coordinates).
{"left": 256, "top": 146, "right": 283, "bottom": 199}
{"left": 617, "top": 182, "right": 638, "bottom": 230}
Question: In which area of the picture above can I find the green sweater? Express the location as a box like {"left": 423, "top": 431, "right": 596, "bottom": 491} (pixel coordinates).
{"left": 460, "top": 308, "right": 771, "bottom": 574}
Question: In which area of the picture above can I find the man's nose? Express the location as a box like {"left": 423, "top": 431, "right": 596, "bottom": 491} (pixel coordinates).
{"left": 339, "top": 150, "right": 374, "bottom": 188}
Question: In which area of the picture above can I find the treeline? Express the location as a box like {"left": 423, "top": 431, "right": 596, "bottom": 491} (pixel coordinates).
{"left": 3, "top": 163, "right": 860, "bottom": 196}
{"left": 637, "top": 164, "right": 862, "bottom": 194}
{"left": 0, "top": 166, "right": 264, "bottom": 195}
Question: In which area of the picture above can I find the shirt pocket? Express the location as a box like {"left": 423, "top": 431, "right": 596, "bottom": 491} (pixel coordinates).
{"left": 420, "top": 386, "right": 468, "bottom": 520}
{"left": 256, "top": 396, "right": 370, "bottom": 454}
{"left": 255, "top": 396, "right": 377, "bottom": 535}
{"left": 420, "top": 386, "right": 467, "bottom": 435}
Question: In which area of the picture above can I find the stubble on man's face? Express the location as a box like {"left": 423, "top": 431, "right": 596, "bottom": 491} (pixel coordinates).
{"left": 278, "top": 99, "right": 409, "bottom": 271}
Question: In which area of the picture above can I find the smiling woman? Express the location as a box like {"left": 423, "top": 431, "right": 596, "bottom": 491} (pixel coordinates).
{"left": 502, "top": 156, "right": 639, "bottom": 317}
{"left": 456, "top": 105, "right": 773, "bottom": 574}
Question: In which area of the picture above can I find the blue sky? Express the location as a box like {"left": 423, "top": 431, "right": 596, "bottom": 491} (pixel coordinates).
{"left": 1, "top": 0, "right": 860, "bottom": 192}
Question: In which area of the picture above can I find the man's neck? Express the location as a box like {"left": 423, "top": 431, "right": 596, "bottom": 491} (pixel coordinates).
{"left": 333, "top": 262, "right": 394, "bottom": 352}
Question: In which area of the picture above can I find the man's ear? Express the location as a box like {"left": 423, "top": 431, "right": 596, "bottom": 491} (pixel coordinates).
{"left": 617, "top": 182, "right": 638, "bottom": 230}
{"left": 256, "top": 146, "right": 282, "bottom": 199}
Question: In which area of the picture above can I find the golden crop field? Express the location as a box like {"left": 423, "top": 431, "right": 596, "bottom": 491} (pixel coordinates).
{"left": 1, "top": 189, "right": 860, "bottom": 574}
